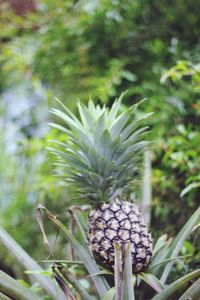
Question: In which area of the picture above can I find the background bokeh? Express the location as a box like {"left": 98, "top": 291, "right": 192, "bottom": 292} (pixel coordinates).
{"left": 0, "top": 0, "right": 200, "bottom": 280}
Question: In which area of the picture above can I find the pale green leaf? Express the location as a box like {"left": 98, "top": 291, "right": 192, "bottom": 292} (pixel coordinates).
{"left": 103, "top": 287, "right": 115, "bottom": 300}
{"left": 151, "top": 269, "right": 200, "bottom": 300}
{"left": 0, "top": 292, "right": 12, "bottom": 300}
{"left": 109, "top": 108, "right": 131, "bottom": 137}
{"left": 114, "top": 244, "right": 123, "bottom": 300}
{"left": 0, "top": 271, "right": 41, "bottom": 300}
{"left": 120, "top": 112, "right": 152, "bottom": 141}
{"left": 139, "top": 273, "right": 165, "bottom": 293}
{"left": 62, "top": 269, "right": 93, "bottom": 300}
{"left": 50, "top": 108, "right": 92, "bottom": 144}
{"left": 123, "top": 243, "right": 135, "bottom": 300}
{"left": 148, "top": 255, "right": 191, "bottom": 273}
{"left": 108, "top": 92, "right": 126, "bottom": 123}
{"left": 36, "top": 206, "right": 109, "bottom": 298}
{"left": 180, "top": 182, "right": 200, "bottom": 197}
{"left": 71, "top": 208, "right": 88, "bottom": 249}
{"left": 77, "top": 102, "right": 94, "bottom": 130}
{"left": 160, "top": 207, "right": 200, "bottom": 284}
{"left": 178, "top": 277, "right": 200, "bottom": 300}
{"left": 0, "top": 227, "right": 60, "bottom": 300}
{"left": 152, "top": 235, "right": 168, "bottom": 256}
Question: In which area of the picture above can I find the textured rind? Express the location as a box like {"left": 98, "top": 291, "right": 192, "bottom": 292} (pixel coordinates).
{"left": 88, "top": 199, "right": 153, "bottom": 273}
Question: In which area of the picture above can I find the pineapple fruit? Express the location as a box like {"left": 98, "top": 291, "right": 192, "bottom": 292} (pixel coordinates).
{"left": 50, "top": 94, "right": 153, "bottom": 273}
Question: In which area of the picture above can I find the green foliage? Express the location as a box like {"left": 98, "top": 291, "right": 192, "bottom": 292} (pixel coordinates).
{"left": 1, "top": 0, "right": 199, "bottom": 235}
{"left": 49, "top": 96, "right": 151, "bottom": 203}
{"left": 0, "top": 205, "right": 199, "bottom": 299}
{"left": 0, "top": 131, "right": 61, "bottom": 257}
{"left": 31, "top": 1, "right": 200, "bottom": 102}
{"left": 0, "top": 271, "right": 41, "bottom": 300}
{"left": 0, "top": 0, "right": 200, "bottom": 296}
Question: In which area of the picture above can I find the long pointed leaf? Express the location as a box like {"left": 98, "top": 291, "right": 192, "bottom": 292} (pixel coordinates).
{"left": 141, "top": 150, "right": 152, "bottom": 224}
{"left": 139, "top": 273, "right": 165, "bottom": 293}
{"left": 36, "top": 205, "right": 109, "bottom": 298}
{"left": 160, "top": 207, "right": 200, "bottom": 284}
{"left": 77, "top": 102, "right": 94, "bottom": 130}
{"left": 103, "top": 287, "right": 115, "bottom": 300}
{"left": 55, "top": 265, "right": 93, "bottom": 300}
{"left": 123, "top": 243, "right": 135, "bottom": 300}
{"left": 152, "top": 235, "right": 168, "bottom": 256}
{"left": 178, "top": 277, "right": 200, "bottom": 300}
{"left": 0, "top": 271, "right": 41, "bottom": 300}
{"left": 52, "top": 266, "right": 75, "bottom": 300}
{"left": 69, "top": 208, "right": 90, "bottom": 252}
{"left": 41, "top": 260, "right": 83, "bottom": 265}
{"left": 0, "top": 226, "right": 61, "bottom": 300}
{"left": 0, "top": 292, "right": 12, "bottom": 300}
{"left": 50, "top": 108, "right": 92, "bottom": 144}
{"left": 108, "top": 92, "right": 126, "bottom": 123}
{"left": 151, "top": 269, "right": 200, "bottom": 300}
{"left": 114, "top": 244, "right": 123, "bottom": 300}
{"left": 109, "top": 108, "right": 131, "bottom": 137}
{"left": 148, "top": 255, "right": 190, "bottom": 273}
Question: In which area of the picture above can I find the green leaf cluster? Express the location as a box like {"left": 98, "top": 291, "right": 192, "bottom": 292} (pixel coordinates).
{"left": 49, "top": 96, "right": 151, "bottom": 204}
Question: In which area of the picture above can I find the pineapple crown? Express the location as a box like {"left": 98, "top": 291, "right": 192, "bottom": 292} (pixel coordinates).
{"left": 49, "top": 93, "right": 152, "bottom": 204}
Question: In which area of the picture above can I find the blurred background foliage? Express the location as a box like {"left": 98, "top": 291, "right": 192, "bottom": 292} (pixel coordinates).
{"left": 0, "top": 0, "right": 200, "bottom": 281}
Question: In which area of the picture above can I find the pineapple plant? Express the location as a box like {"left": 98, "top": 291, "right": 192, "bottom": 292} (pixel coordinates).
{"left": 50, "top": 94, "right": 153, "bottom": 273}
{"left": 1, "top": 206, "right": 200, "bottom": 300}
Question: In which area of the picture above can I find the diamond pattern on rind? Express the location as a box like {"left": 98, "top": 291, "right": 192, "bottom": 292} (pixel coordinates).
{"left": 107, "top": 218, "right": 120, "bottom": 229}
{"left": 102, "top": 239, "right": 112, "bottom": 251}
{"left": 95, "top": 230, "right": 104, "bottom": 241}
{"left": 128, "top": 212, "right": 139, "bottom": 222}
{"left": 110, "top": 202, "right": 120, "bottom": 212}
{"left": 118, "top": 229, "right": 130, "bottom": 241}
{"left": 131, "top": 242, "right": 137, "bottom": 254}
{"left": 131, "top": 223, "right": 140, "bottom": 232}
{"left": 136, "top": 246, "right": 146, "bottom": 259}
{"left": 121, "top": 202, "right": 132, "bottom": 214}
{"left": 131, "top": 232, "right": 140, "bottom": 244}
{"left": 120, "top": 219, "right": 131, "bottom": 230}
{"left": 96, "top": 217, "right": 107, "bottom": 230}
{"left": 93, "top": 210, "right": 101, "bottom": 220}
{"left": 115, "top": 211, "right": 127, "bottom": 221}
{"left": 88, "top": 199, "right": 153, "bottom": 273}
{"left": 105, "top": 229, "right": 116, "bottom": 239}
{"left": 103, "top": 209, "right": 115, "bottom": 221}
{"left": 140, "top": 236, "right": 149, "bottom": 247}
{"left": 101, "top": 203, "right": 110, "bottom": 210}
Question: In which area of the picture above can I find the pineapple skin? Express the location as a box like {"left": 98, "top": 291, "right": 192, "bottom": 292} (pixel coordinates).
{"left": 88, "top": 199, "right": 153, "bottom": 273}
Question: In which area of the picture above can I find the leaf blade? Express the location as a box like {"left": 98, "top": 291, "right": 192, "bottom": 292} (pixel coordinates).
{"left": 178, "top": 277, "right": 200, "bottom": 300}
{"left": 160, "top": 207, "right": 200, "bottom": 284}
{"left": 152, "top": 269, "right": 200, "bottom": 300}
{"left": 0, "top": 226, "right": 61, "bottom": 300}
{"left": 139, "top": 273, "right": 165, "bottom": 293}
{"left": 36, "top": 206, "right": 109, "bottom": 298}
{"left": 0, "top": 271, "right": 41, "bottom": 300}
{"left": 123, "top": 243, "right": 135, "bottom": 300}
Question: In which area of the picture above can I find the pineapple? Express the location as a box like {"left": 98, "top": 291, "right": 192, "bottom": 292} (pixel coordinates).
{"left": 50, "top": 94, "right": 153, "bottom": 273}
